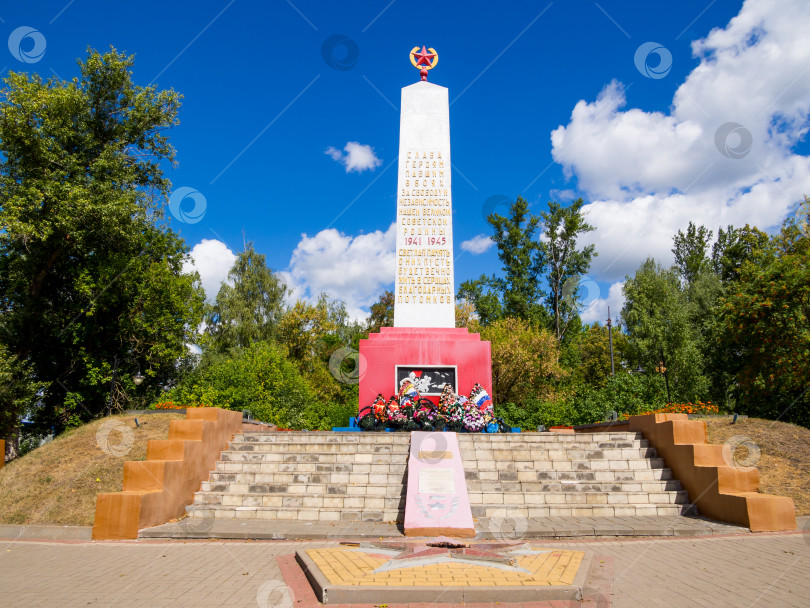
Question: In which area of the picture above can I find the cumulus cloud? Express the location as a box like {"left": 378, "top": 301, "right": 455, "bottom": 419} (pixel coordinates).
{"left": 460, "top": 234, "right": 494, "bottom": 254}
{"left": 550, "top": 0, "right": 810, "bottom": 282}
{"left": 325, "top": 141, "right": 383, "bottom": 173}
{"left": 280, "top": 223, "right": 396, "bottom": 320}
{"left": 183, "top": 239, "right": 237, "bottom": 302}
{"left": 549, "top": 188, "right": 577, "bottom": 202}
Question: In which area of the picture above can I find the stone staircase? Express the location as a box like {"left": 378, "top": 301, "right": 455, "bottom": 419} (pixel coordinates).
{"left": 187, "top": 431, "right": 409, "bottom": 523}
{"left": 187, "top": 430, "right": 693, "bottom": 524}
{"left": 458, "top": 432, "right": 694, "bottom": 518}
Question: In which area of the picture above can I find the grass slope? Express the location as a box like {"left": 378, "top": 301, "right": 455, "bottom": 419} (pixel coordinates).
{"left": 705, "top": 417, "right": 810, "bottom": 516}
{"left": 0, "top": 413, "right": 184, "bottom": 526}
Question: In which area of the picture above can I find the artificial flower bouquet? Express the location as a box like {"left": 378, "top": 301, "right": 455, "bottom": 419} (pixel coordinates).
{"left": 357, "top": 381, "right": 509, "bottom": 433}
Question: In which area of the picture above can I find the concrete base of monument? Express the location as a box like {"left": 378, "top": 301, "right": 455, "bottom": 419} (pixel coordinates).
{"left": 294, "top": 541, "right": 592, "bottom": 604}
{"left": 358, "top": 327, "right": 492, "bottom": 408}
{"left": 404, "top": 432, "right": 476, "bottom": 538}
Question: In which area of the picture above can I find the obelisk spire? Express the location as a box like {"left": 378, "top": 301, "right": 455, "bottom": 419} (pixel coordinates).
{"left": 394, "top": 47, "right": 455, "bottom": 328}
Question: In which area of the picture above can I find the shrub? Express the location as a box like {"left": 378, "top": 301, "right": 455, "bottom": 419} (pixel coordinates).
{"left": 567, "top": 372, "right": 668, "bottom": 424}
{"left": 153, "top": 341, "right": 318, "bottom": 428}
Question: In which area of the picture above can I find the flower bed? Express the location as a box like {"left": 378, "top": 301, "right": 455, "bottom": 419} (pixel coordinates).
{"left": 619, "top": 401, "right": 719, "bottom": 420}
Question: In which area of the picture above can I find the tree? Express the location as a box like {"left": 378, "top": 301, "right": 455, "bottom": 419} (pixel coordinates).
{"left": 539, "top": 199, "right": 597, "bottom": 341}
{"left": 490, "top": 197, "right": 547, "bottom": 321}
{"left": 797, "top": 195, "right": 810, "bottom": 236}
{"left": 571, "top": 323, "right": 631, "bottom": 387}
{"left": 367, "top": 290, "right": 394, "bottom": 333}
{"left": 621, "top": 259, "right": 707, "bottom": 401}
{"left": 206, "top": 242, "right": 287, "bottom": 352}
{"left": 718, "top": 219, "right": 809, "bottom": 426}
{"left": 0, "top": 341, "right": 45, "bottom": 459}
{"left": 456, "top": 277, "right": 503, "bottom": 326}
{"left": 480, "top": 317, "right": 564, "bottom": 404}
{"left": 277, "top": 296, "right": 337, "bottom": 365}
{"left": 455, "top": 299, "right": 479, "bottom": 331}
{"left": 711, "top": 224, "right": 769, "bottom": 284}
{"left": 159, "top": 341, "right": 320, "bottom": 429}
{"left": 672, "top": 222, "right": 712, "bottom": 286}
{"left": 0, "top": 48, "right": 205, "bottom": 433}
{"left": 458, "top": 197, "right": 546, "bottom": 326}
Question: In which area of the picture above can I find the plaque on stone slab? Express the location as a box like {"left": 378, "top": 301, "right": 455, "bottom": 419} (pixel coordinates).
{"left": 418, "top": 468, "right": 455, "bottom": 494}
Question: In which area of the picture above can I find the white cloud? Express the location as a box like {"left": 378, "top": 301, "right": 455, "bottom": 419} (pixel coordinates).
{"left": 549, "top": 188, "right": 577, "bottom": 202}
{"left": 460, "top": 234, "right": 494, "bottom": 254}
{"left": 183, "top": 239, "right": 237, "bottom": 302}
{"left": 325, "top": 146, "right": 342, "bottom": 161}
{"left": 550, "top": 0, "right": 810, "bottom": 282}
{"left": 280, "top": 223, "right": 396, "bottom": 320}
{"left": 580, "top": 280, "right": 626, "bottom": 326}
{"left": 325, "top": 141, "right": 382, "bottom": 173}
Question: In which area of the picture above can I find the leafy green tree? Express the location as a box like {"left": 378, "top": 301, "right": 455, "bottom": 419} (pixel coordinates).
{"left": 367, "top": 290, "right": 394, "bottom": 333}
{"left": 718, "top": 219, "right": 809, "bottom": 426}
{"left": 158, "top": 341, "right": 324, "bottom": 429}
{"left": 455, "top": 299, "right": 480, "bottom": 331}
{"left": 797, "top": 195, "right": 810, "bottom": 236}
{"left": 456, "top": 277, "right": 503, "bottom": 326}
{"left": 277, "top": 296, "right": 337, "bottom": 365}
{"left": 621, "top": 259, "right": 707, "bottom": 401}
{"left": 458, "top": 197, "right": 547, "bottom": 325}
{"left": 0, "top": 341, "right": 45, "bottom": 458}
{"left": 490, "top": 197, "right": 547, "bottom": 321}
{"left": 672, "top": 222, "right": 712, "bottom": 286}
{"left": 539, "top": 199, "right": 597, "bottom": 341}
{"left": 569, "top": 323, "right": 631, "bottom": 387}
{"left": 206, "top": 243, "right": 287, "bottom": 352}
{"left": 568, "top": 372, "right": 668, "bottom": 424}
{"left": 480, "top": 317, "right": 564, "bottom": 404}
{"left": 711, "top": 224, "right": 769, "bottom": 284}
{"left": 0, "top": 48, "right": 204, "bottom": 432}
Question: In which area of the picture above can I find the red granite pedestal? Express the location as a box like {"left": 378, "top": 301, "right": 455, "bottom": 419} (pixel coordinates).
{"left": 358, "top": 327, "right": 492, "bottom": 410}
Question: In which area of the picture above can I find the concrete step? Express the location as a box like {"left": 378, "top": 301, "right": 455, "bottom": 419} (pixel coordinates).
{"left": 470, "top": 488, "right": 690, "bottom": 505}
{"left": 461, "top": 448, "right": 658, "bottom": 461}
{"left": 187, "top": 505, "right": 402, "bottom": 522}
{"left": 204, "top": 467, "right": 407, "bottom": 485}
{"left": 208, "top": 464, "right": 406, "bottom": 479}
{"left": 460, "top": 457, "right": 669, "bottom": 473}
{"left": 465, "top": 468, "right": 673, "bottom": 482}
{"left": 201, "top": 471, "right": 407, "bottom": 490}
{"left": 469, "top": 503, "right": 696, "bottom": 518}
{"left": 234, "top": 432, "right": 411, "bottom": 444}
{"left": 458, "top": 432, "right": 646, "bottom": 444}
{"left": 193, "top": 491, "right": 405, "bottom": 509}
{"left": 217, "top": 451, "right": 407, "bottom": 471}
{"left": 225, "top": 441, "right": 410, "bottom": 454}
{"left": 217, "top": 452, "right": 406, "bottom": 465}
{"left": 467, "top": 479, "right": 683, "bottom": 494}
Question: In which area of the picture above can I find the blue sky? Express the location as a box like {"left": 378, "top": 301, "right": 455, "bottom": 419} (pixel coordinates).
{"left": 5, "top": 0, "right": 810, "bottom": 322}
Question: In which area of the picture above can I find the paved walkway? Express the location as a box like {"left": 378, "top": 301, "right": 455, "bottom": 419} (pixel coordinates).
{"left": 139, "top": 514, "right": 750, "bottom": 540}
{"left": 0, "top": 521, "right": 807, "bottom": 607}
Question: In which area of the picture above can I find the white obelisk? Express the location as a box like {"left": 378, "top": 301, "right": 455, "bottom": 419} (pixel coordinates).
{"left": 393, "top": 80, "right": 455, "bottom": 328}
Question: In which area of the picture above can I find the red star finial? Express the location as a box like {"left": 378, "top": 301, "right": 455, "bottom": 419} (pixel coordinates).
{"left": 409, "top": 46, "right": 438, "bottom": 81}
{"left": 413, "top": 45, "right": 435, "bottom": 67}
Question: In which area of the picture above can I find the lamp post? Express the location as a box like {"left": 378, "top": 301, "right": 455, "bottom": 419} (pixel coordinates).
{"left": 132, "top": 363, "right": 145, "bottom": 386}
{"left": 105, "top": 356, "right": 145, "bottom": 417}
{"left": 655, "top": 356, "right": 672, "bottom": 404}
